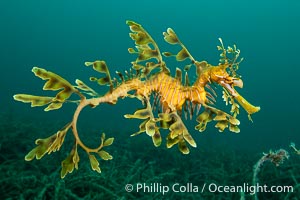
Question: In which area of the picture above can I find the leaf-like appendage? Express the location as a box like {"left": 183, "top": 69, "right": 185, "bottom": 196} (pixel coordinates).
{"left": 159, "top": 119, "right": 171, "bottom": 129}
{"left": 126, "top": 97, "right": 161, "bottom": 147}
{"left": 124, "top": 107, "right": 151, "bottom": 119}
{"left": 101, "top": 132, "right": 106, "bottom": 142}
{"left": 61, "top": 145, "right": 80, "bottom": 178}
{"left": 228, "top": 117, "right": 240, "bottom": 125}
{"left": 25, "top": 138, "right": 51, "bottom": 161}
{"left": 88, "top": 154, "right": 101, "bottom": 173}
{"left": 98, "top": 150, "right": 113, "bottom": 160}
{"left": 127, "top": 20, "right": 168, "bottom": 75}
{"left": 165, "top": 112, "right": 196, "bottom": 154}
{"left": 213, "top": 113, "right": 227, "bottom": 121}
{"left": 129, "top": 32, "right": 152, "bottom": 45}
{"left": 169, "top": 121, "right": 182, "bottom": 139}
{"left": 45, "top": 102, "right": 63, "bottom": 111}
{"left": 176, "top": 48, "right": 189, "bottom": 61}
{"left": 152, "top": 129, "right": 162, "bottom": 147}
{"left": 126, "top": 21, "right": 150, "bottom": 45}
{"left": 229, "top": 124, "right": 240, "bottom": 133}
{"left": 127, "top": 20, "right": 142, "bottom": 31}
{"left": 13, "top": 94, "right": 64, "bottom": 111}
{"left": 163, "top": 27, "right": 207, "bottom": 74}
{"left": 145, "top": 120, "right": 156, "bottom": 136}
{"left": 103, "top": 137, "right": 114, "bottom": 147}
{"left": 222, "top": 89, "right": 241, "bottom": 118}
{"left": 167, "top": 135, "right": 190, "bottom": 154}
{"left": 130, "top": 115, "right": 161, "bottom": 147}
{"left": 85, "top": 60, "right": 107, "bottom": 73}
{"left": 158, "top": 113, "right": 173, "bottom": 129}
{"left": 131, "top": 62, "right": 145, "bottom": 71}
{"left": 166, "top": 134, "right": 179, "bottom": 148}
{"left": 158, "top": 113, "right": 172, "bottom": 122}
{"left": 195, "top": 110, "right": 213, "bottom": 132}
{"left": 75, "top": 79, "right": 98, "bottom": 97}
{"left": 32, "top": 67, "right": 76, "bottom": 102}
{"left": 217, "top": 38, "right": 243, "bottom": 78}
{"left": 25, "top": 123, "right": 71, "bottom": 161}
{"left": 130, "top": 120, "right": 147, "bottom": 136}
{"left": 222, "top": 91, "right": 229, "bottom": 105}
{"left": 128, "top": 48, "right": 136, "bottom": 54}
{"left": 163, "top": 28, "right": 179, "bottom": 44}
{"left": 14, "top": 67, "right": 80, "bottom": 111}
{"left": 48, "top": 123, "right": 71, "bottom": 153}
{"left": 197, "top": 106, "right": 241, "bottom": 133}
{"left": 215, "top": 120, "right": 228, "bottom": 132}
{"left": 182, "top": 130, "right": 196, "bottom": 148}
{"left": 137, "top": 49, "right": 159, "bottom": 62}
{"left": 13, "top": 94, "right": 53, "bottom": 107}
{"left": 178, "top": 138, "right": 189, "bottom": 154}
{"left": 85, "top": 61, "right": 113, "bottom": 89}
{"left": 162, "top": 52, "right": 173, "bottom": 57}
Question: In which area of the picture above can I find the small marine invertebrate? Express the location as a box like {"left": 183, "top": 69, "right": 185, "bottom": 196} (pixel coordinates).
{"left": 252, "top": 149, "right": 289, "bottom": 200}
{"left": 14, "top": 21, "right": 260, "bottom": 178}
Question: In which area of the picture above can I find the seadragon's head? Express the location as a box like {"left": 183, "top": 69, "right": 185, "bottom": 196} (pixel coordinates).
{"left": 208, "top": 63, "right": 243, "bottom": 97}
{"left": 209, "top": 64, "right": 260, "bottom": 116}
{"left": 197, "top": 38, "right": 260, "bottom": 117}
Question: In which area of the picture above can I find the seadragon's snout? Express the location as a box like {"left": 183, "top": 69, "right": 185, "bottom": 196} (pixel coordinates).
{"left": 210, "top": 65, "right": 260, "bottom": 115}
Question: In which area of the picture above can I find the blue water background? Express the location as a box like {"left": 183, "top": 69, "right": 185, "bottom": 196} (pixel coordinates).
{"left": 1, "top": 0, "right": 299, "bottom": 153}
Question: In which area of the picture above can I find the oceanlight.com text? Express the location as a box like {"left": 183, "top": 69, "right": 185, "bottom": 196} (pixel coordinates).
{"left": 124, "top": 182, "right": 293, "bottom": 195}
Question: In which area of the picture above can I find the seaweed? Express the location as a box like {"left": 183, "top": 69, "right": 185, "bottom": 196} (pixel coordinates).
{"left": 1, "top": 113, "right": 299, "bottom": 199}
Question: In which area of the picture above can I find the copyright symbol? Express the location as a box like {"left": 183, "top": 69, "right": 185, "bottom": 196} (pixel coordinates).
{"left": 125, "top": 184, "right": 134, "bottom": 192}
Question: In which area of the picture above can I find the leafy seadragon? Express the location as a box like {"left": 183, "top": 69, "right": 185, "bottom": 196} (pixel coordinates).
{"left": 14, "top": 21, "right": 260, "bottom": 178}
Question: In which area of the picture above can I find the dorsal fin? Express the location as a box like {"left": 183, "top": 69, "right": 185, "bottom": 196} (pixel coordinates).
{"left": 175, "top": 68, "right": 182, "bottom": 82}
{"left": 184, "top": 72, "right": 190, "bottom": 86}
{"left": 115, "top": 71, "right": 125, "bottom": 82}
